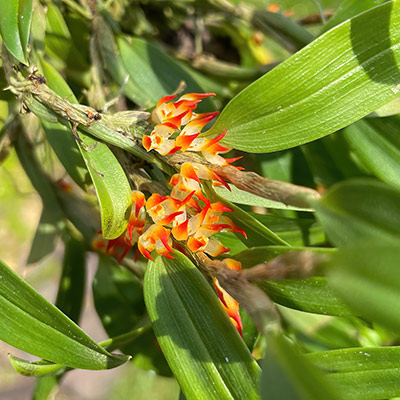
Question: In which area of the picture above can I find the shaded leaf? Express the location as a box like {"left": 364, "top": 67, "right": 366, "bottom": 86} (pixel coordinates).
{"left": 321, "top": 0, "right": 386, "bottom": 33}
{"left": 27, "top": 209, "right": 62, "bottom": 265}
{"left": 328, "top": 242, "right": 400, "bottom": 333}
{"left": 118, "top": 37, "right": 213, "bottom": 109}
{"left": 92, "top": 255, "right": 171, "bottom": 375}
{"left": 261, "top": 334, "right": 339, "bottom": 400}
{"left": 55, "top": 236, "right": 86, "bottom": 323}
{"left": 250, "top": 213, "right": 325, "bottom": 247}
{"left": 344, "top": 118, "right": 400, "bottom": 188}
{"left": 314, "top": 179, "right": 400, "bottom": 247}
{"left": 309, "top": 346, "right": 400, "bottom": 400}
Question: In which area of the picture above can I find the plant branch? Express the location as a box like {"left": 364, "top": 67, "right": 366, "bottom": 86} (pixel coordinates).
{"left": 168, "top": 152, "right": 320, "bottom": 208}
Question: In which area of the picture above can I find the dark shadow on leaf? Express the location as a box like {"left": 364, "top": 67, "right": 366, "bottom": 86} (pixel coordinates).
{"left": 350, "top": 1, "right": 400, "bottom": 85}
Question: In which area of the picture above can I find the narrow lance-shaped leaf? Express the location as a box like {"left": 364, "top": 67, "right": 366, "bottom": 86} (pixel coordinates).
{"left": 39, "top": 56, "right": 132, "bottom": 239}
{"left": 0, "top": 0, "right": 27, "bottom": 63}
{"left": 204, "top": 184, "right": 289, "bottom": 247}
{"left": 343, "top": 118, "right": 400, "bottom": 188}
{"left": 27, "top": 209, "right": 63, "bottom": 265}
{"left": 144, "top": 251, "right": 260, "bottom": 400}
{"left": 118, "top": 37, "right": 214, "bottom": 110}
{"left": 18, "top": 0, "right": 33, "bottom": 55}
{"left": 261, "top": 334, "right": 339, "bottom": 400}
{"left": 308, "top": 346, "right": 400, "bottom": 400}
{"left": 321, "top": 0, "right": 386, "bottom": 33}
{"left": 207, "top": 1, "right": 400, "bottom": 153}
{"left": 314, "top": 179, "right": 400, "bottom": 247}
{"left": 0, "top": 259, "right": 128, "bottom": 369}
{"left": 214, "top": 185, "right": 313, "bottom": 212}
{"left": 234, "top": 246, "right": 350, "bottom": 317}
{"left": 328, "top": 242, "right": 400, "bottom": 333}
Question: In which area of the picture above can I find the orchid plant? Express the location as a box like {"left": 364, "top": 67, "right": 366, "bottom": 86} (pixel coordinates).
{"left": 1, "top": 0, "right": 400, "bottom": 399}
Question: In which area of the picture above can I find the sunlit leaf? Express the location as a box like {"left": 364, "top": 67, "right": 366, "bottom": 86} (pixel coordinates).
{"left": 207, "top": 1, "right": 400, "bottom": 153}
{"left": 0, "top": 259, "right": 128, "bottom": 369}
{"left": 144, "top": 251, "right": 260, "bottom": 400}
{"left": 0, "top": 0, "right": 32, "bottom": 63}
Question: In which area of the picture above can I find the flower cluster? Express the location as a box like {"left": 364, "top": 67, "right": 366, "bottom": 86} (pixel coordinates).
{"left": 93, "top": 93, "right": 247, "bottom": 336}
{"left": 142, "top": 92, "right": 242, "bottom": 189}
{"left": 93, "top": 162, "right": 246, "bottom": 262}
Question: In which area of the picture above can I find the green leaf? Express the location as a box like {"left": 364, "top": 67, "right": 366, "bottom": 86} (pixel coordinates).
{"left": 92, "top": 255, "right": 171, "bottom": 375}
{"left": 144, "top": 251, "right": 260, "bottom": 400}
{"left": 261, "top": 334, "right": 339, "bottom": 400}
{"left": 39, "top": 55, "right": 132, "bottom": 239}
{"left": 15, "top": 131, "right": 64, "bottom": 221}
{"left": 234, "top": 246, "right": 334, "bottom": 270}
{"left": 55, "top": 236, "right": 86, "bottom": 323}
{"left": 368, "top": 96, "right": 400, "bottom": 117}
{"left": 308, "top": 346, "right": 400, "bottom": 400}
{"left": 27, "top": 209, "right": 62, "bottom": 264}
{"left": 250, "top": 213, "right": 325, "bottom": 247}
{"left": 344, "top": 118, "right": 400, "bottom": 188}
{"left": 44, "top": 4, "right": 88, "bottom": 70}
{"left": 8, "top": 356, "right": 65, "bottom": 377}
{"left": 18, "top": 0, "right": 33, "bottom": 55}
{"left": 205, "top": 184, "right": 289, "bottom": 247}
{"left": 0, "top": 258, "right": 128, "bottom": 369}
{"left": 33, "top": 375, "right": 59, "bottom": 400}
{"left": 118, "top": 37, "right": 213, "bottom": 109}
{"left": 78, "top": 132, "right": 132, "bottom": 239}
{"left": 41, "top": 120, "right": 89, "bottom": 188}
{"left": 328, "top": 242, "right": 400, "bottom": 333}
{"left": 314, "top": 179, "right": 400, "bottom": 247}
{"left": 93, "top": 17, "right": 143, "bottom": 105}
{"left": 93, "top": 255, "right": 145, "bottom": 338}
{"left": 321, "top": 0, "right": 386, "bottom": 33}
{"left": 207, "top": 1, "right": 400, "bottom": 152}
{"left": 39, "top": 56, "right": 88, "bottom": 188}
{"left": 259, "top": 278, "right": 350, "bottom": 317}
{"left": 214, "top": 184, "right": 313, "bottom": 212}
{"left": 0, "top": 0, "right": 31, "bottom": 63}
{"left": 233, "top": 247, "right": 349, "bottom": 316}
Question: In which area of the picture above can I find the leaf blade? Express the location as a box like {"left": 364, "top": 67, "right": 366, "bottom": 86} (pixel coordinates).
{"left": 0, "top": 0, "right": 26, "bottom": 63}
{"left": 0, "top": 259, "right": 128, "bottom": 370}
{"left": 144, "top": 252, "right": 260, "bottom": 400}
{"left": 207, "top": 1, "right": 400, "bottom": 153}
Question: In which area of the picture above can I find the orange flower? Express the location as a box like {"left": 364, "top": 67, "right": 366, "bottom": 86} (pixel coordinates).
{"left": 138, "top": 224, "right": 174, "bottom": 261}
{"left": 146, "top": 191, "right": 196, "bottom": 226}
{"left": 173, "top": 201, "right": 246, "bottom": 257}
{"left": 213, "top": 259, "right": 243, "bottom": 337}
{"left": 143, "top": 93, "right": 217, "bottom": 155}
{"left": 169, "top": 163, "right": 207, "bottom": 205}
{"left": 151, "top": 93, "right": 215, "bottom": 126}
{"left": 175, "top": 112, "right": 219, "bottom": 151}
{"left": 92, "top": 191, "right": 149, "bottom": 263}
